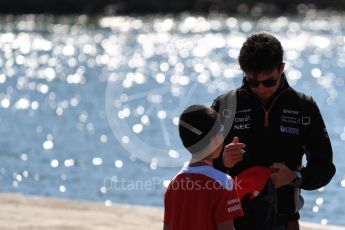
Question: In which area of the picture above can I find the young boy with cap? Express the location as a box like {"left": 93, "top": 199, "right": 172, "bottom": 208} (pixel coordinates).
{"left": 163, "top": 105, "right": 243, "bottom": 230}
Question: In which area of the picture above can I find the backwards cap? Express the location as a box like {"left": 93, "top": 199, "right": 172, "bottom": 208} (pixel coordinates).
{"left": 178, "top": 105, "right": 221, "bottom": 154}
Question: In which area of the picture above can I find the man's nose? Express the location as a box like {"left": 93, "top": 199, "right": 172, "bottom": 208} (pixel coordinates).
{"left": 256, "top": 84, "right": 267, "bottom": 93}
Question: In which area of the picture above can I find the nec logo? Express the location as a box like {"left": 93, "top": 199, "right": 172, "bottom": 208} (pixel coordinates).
{"left": 234, "top": 124, "right": 251, "bottom": 130}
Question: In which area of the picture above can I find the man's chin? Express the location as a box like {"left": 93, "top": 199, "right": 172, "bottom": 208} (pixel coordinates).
{"left": 259, "top": 94, "right": 271, "bottom": 100}
{"left": 257, "top": 94, "right": 274, "bottom": 104}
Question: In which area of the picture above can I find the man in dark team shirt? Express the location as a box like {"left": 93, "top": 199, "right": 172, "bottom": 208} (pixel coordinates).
{"left": 211, "top": 32, "right": 336, "bottom": 230}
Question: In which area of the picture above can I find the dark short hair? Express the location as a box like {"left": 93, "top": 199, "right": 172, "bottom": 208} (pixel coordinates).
{"left": 178, "top": 105, "right": 221, "bottom": 154}
{"left": 239, "top": 32, "right": 283, "bottom": 75}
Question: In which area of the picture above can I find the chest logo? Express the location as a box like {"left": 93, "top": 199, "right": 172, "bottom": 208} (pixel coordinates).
{"left": 234, "top": 124, "right": 251, "bottom": 130}
{"left": 302, "top": 117, "right": 311, "bottom": 125}
{"left": 283, "top": 109, "right": 299, "bottom": 115}
{"left": 280, "top": 125, "right": 299, "bottom": 135}
{"left": 234, "top": 115, "right": 250, "bottom": 123}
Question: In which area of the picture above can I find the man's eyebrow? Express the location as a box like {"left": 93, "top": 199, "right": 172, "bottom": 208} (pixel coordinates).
{"left": 261, "top": 72, "right": 279, "bottom": 80}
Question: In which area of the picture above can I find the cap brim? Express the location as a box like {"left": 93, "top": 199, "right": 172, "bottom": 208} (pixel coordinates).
{"left": 235, "top": 166, "right": 274, "bottom": 200}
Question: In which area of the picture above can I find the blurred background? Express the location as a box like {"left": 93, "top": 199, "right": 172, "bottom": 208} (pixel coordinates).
{"left": 1, "top": 0, "right": 345, "bottom": 14}
{"left": 0, "top": 0, "right": 345, "bottom": 227}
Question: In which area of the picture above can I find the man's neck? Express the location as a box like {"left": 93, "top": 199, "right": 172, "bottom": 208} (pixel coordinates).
{"left": 260, "top": 98, "right": 270, "bottom": 107}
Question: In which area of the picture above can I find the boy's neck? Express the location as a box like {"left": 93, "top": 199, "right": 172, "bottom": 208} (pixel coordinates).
{"left": 189, "top": 156, "right": 214, "bottom": 167}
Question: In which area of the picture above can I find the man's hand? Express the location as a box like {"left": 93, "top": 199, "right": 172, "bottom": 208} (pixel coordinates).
{"left": 270, "top": 163, "right": 296, "bottom": 188}
{"left": 223, "top": 136, "right": 245, "bottom": 168}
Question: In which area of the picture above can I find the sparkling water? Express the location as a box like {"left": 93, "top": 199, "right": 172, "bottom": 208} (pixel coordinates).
{"left": 0, "top": 13, "right": 345, "bottom": 226}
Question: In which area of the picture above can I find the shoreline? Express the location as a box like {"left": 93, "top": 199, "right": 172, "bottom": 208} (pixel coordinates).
{"left": 0, "top": 193, "right": 344, "bottom": 230}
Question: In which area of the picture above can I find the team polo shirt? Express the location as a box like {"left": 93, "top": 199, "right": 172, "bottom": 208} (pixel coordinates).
{"left": 164, "top": 165, "right": 243, "bottom": 230}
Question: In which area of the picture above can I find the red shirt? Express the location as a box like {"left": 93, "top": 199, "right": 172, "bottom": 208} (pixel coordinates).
{"left": 164, "top": 165, "right": 243, "bottom": 230}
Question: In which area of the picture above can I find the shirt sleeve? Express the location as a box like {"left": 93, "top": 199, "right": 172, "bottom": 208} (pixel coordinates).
{"left": 300, "top": 97, "right": 336, "bottom": 190}
{"left": 163, "top": 189, "right": 170, "bottom": 225}
{"left": 214, "top": 179, "right": 244, "bottom": 224}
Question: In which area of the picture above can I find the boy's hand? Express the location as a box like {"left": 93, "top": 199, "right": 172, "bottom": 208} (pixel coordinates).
{"left": 223, "top": 136, "right": 245, "bottom": 168}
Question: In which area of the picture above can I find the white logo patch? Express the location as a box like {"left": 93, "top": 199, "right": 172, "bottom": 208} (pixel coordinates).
{"left": 223, "top": 109, "right": 232, "bottom": 118}
{"left": 234, "top": 115, "right": 251, "bottom": 123}
{"left": 234, "top": 124, "right": 251, "bottom": 130}
{"left": 236, "top": 108, "right": 252, "bottom": 113}
{"left": 283, "top": 109, "right": 299, "bottom": 115}
{"left": 302, "top": 117, "right": 311, "bottom": 125}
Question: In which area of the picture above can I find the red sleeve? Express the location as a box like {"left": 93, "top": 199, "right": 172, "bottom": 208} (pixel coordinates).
{"left": 214, "top": 180, "right": 243, "bottom": 224}
{"left": 163, "top": 189, "right": 170, "bottom": 225}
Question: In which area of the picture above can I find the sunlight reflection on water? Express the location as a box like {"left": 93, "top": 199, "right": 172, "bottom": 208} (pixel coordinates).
{"left": 0, "top": 13, "right": 344, "bottom": 226}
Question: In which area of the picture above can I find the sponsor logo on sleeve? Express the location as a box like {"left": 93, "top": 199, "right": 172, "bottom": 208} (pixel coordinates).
{"left": 227, "top": 198, "right": 242, "bottom": 213}
{"left": 227, "top": 205, "right": 242, "bottom": 213}
{"left": 223, "top": 109, "right": 232, "bottom": 118}
{"left": 227, "top": 198, "right": 240, "bottom": 205}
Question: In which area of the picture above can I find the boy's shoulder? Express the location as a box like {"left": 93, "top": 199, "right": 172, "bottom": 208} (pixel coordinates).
{"left": 171, "top": 165, "right": 234, "bottom": 191}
